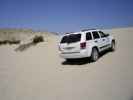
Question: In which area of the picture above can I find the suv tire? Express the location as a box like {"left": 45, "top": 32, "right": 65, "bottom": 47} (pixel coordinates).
{"left": 91, "top": 48, "right": 99, "bottom": 62}
{"left": 110, "top": 40, "right": 115, "bottom": 51}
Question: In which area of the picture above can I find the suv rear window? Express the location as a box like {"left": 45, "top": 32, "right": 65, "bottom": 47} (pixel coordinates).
{"left": 61, "top": 34, "right": 81, "bottom": 43}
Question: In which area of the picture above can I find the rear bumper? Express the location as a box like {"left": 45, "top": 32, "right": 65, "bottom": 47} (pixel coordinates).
{"left": 59, "top": 50, "right": 90, "bottom": 59}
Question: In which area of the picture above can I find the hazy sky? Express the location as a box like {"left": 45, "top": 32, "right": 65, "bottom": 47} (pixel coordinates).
{"left": 0, "top": 0, "right": 133, "bottom": 32}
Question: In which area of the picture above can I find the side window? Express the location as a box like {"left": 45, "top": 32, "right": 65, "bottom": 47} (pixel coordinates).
{"left": 92, "top": 31, "right": 100, "bottom": 39}
{"left": 99, "top": 31, "right": 106, "bottom": 38}
{"left": 86, "top": 32, "right": 92, "bottom": 40}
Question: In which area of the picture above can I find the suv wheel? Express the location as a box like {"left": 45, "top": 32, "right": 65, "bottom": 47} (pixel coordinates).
{"left": 110, "top": 41, "right": 115, "bottom": 51}
{"left": 91, "top": 48, "right": 99, "bottom": 62}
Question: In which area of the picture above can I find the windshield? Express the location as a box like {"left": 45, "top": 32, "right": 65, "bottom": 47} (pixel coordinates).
{"left": 61, "top": 34, "right": 81, "bottom": 43}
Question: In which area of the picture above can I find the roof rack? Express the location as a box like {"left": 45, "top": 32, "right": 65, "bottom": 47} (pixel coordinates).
{"left": 81, "top": 28, "right": 97, "bottom": 32}
{"left": 65, "top": 33, "right": 70, "bottom": 34}
{"left": 65, "top": 32, "right": 74, "bottom": 34}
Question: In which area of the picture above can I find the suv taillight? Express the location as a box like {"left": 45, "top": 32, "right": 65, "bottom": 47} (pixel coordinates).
{"left": 80, "top": 42, "right": 86, "bottom": 49}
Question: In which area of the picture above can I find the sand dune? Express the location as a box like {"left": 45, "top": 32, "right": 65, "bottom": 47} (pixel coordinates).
{"left": 0, "top": 27, "right": 133, "bottom": 100}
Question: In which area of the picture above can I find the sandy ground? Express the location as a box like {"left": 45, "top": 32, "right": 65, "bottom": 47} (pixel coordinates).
{"left": 0, "top": 27, "right": 133, "bottom": 100}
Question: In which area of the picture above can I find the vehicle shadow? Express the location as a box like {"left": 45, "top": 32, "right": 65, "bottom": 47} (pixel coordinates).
{"left": 99, "top": 49, "right": 111, "bottom": 59}
{"left": 62, "top": 50, "right": 111, "bottom": 65}
{"left": 130, "top": 96, "right": 133, "bottom": 100}
{"left": 62, "top": 57, "right": 91, "bottom": 65}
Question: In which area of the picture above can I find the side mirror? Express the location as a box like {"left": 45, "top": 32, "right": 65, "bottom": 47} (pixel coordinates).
{"left": 105, "top": 34, "right": 109, "bottom": 37}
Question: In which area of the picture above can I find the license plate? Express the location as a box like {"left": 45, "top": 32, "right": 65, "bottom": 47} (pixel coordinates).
{"left": 65, "top": 47, "right": 74, "bottom": 50}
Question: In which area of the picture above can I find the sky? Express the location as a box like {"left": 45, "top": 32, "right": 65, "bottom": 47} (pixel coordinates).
{"left": 0, "top": 0, "right": 133, "bottom": 33}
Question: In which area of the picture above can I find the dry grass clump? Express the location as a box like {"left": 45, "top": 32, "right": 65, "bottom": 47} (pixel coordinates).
{"left": 15, "top": 35, "right": 44, "bottom": 52}
{"left": 0, "top": 40, "right": 20, "bottom": 45}
{"left": 32, "top": 35, "right": 44, "bottom": 44}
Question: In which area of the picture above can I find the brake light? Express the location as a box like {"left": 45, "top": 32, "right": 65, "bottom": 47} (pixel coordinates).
{"left": 80, "top": 42, "right": 86, "bottom": 49}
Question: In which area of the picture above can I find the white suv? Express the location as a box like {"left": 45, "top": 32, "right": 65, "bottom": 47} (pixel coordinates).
{"left": 58, "top": 29, "right": 115, "bottom": 62}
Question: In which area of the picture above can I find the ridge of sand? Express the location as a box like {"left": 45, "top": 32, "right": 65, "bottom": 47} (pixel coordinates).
{"left": 0, "top": 27, "right": 133, "bottom": 100}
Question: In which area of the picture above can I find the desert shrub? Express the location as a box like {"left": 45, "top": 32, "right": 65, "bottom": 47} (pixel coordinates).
{"left": 0, "top": 40, "right": 9, "bottom": 45}
{"left": 0, "top": 40, "right": 20, "bottom": 45}
{"left": 8, "top": 40, "right": 20, "bottom": 45}
{"left": 33, "top": 35, "right": 44, "bottom": 44}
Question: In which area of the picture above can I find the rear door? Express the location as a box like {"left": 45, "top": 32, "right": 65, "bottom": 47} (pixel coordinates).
{"left": 59, "top": 33, "right": 81, "bottom": 53}
{"left": 86, "top": 32, "right": 93, "bottom": 48}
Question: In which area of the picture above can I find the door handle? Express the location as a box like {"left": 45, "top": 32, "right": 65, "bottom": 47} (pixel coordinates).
{"left": 94, "top": 40, "right": 98, "bottom": 43}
